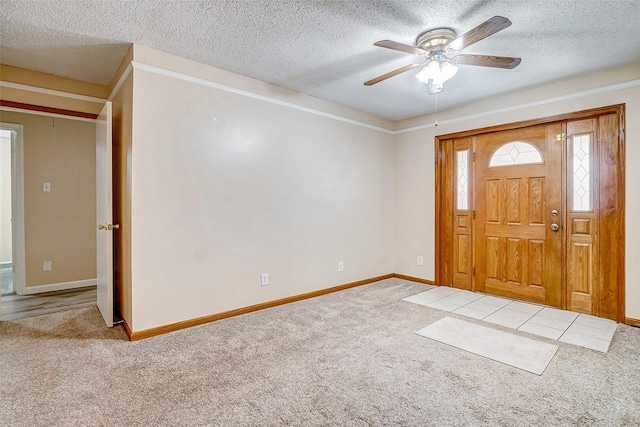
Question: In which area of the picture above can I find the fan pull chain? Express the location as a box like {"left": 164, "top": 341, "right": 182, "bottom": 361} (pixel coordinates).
{"left": 434, "top": 94, "right": 438, "bottom": 127}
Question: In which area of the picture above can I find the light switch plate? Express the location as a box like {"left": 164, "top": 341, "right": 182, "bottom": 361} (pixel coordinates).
{"left": 43, "top": 261, "right": 52, "bottom": 271}
{"left": 43, "top": 182, "right": 51, "bottom": 192}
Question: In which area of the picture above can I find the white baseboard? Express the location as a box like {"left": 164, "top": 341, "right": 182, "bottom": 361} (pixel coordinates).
{"left": 19, "top": 278, "right": 97, "bottom": 295}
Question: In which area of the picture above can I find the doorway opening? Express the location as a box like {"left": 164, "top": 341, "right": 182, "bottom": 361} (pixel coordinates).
{"left": 1, "top": 129, "right": 13, "bottom": 295}
{"left": 435, "top": 105, "right": 625, "bottom": 322}
{"left": 0, "top": 110, "right": 99, "bottom": 322}
{"left": 0, "top": 124, "right": 25, "bottom": 297}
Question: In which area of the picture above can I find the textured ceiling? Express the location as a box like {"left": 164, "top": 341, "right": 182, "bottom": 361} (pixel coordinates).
{"left": 1, "top": 0, "right": 639, "bottom": 121}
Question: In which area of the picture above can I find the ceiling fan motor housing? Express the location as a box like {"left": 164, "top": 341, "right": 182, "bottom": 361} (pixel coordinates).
{"left": 415, "top": 28, "right": 456, "bottom": 56}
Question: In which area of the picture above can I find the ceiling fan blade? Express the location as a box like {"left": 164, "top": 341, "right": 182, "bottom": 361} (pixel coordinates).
{"left": 451, "top": 54, "right": 521, "bottom": 69}
{"left": 446, "top": 16, "right": 512, "bottom": 52}
{"left": 374, "top": 40, "right": 426, "bottom": 56}
{"left": 364, "top": 63, "right": 422, "bottom": 86}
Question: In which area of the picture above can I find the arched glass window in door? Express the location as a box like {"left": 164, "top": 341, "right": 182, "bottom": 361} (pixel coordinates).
{"left": 489, "top": 141, "right": 543, "bottom": 167}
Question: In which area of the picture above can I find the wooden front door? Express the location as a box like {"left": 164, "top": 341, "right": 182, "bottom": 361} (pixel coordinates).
{"left": 435, "top": 105, "right": 625, "bottom": 321}
{"left": 474, "top": 124, "right": 562, "bottom": 307}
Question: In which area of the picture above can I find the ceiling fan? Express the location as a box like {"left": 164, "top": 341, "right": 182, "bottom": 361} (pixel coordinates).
{"left": 364, "top": 16, "right": 521, "bottom": 94}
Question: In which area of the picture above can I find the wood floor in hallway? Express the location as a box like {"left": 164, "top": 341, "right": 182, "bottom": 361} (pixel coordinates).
{"left": 0, "top": 286, "right": 96, "bottom": 321}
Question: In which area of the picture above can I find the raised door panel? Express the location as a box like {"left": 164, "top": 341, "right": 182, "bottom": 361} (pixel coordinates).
{"left": 528, "top": 240, "right": 544, "bottom": 287}
{"left": 506, "top": 237, "right": 523, "bottom": 284}
{"left": 456, "top": 234, "right": 470, "bottom": 274}
{"left": 529, "top": 178, "right": 544, "bottom": 224}
{"left": 568, "top": 236, "right": 593, "bottom": 313}
{"left": 506, "top": 179, "right": 522, "bottom": 224}
{"left": 485, "top": 236, "right": 501, "bottom": 280}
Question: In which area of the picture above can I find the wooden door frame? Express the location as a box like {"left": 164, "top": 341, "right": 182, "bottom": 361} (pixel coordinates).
{"left": 435, "top": 104, "right": 625, "bottom": 322}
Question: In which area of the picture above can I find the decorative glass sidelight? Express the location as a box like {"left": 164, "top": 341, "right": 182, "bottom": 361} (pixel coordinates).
{"left": 489, "top": 141, "right": 543, "bottom": 167}
{"left": 572, "top": 134, "right": 591, "bottom": 211}
{"left": 456, "top": 150, "right": 469, "bottom": 210}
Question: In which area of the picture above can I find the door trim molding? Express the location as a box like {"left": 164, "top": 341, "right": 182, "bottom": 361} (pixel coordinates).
{"left": 0, "top": 100, "right": 99, "bottom": 120}
{"left": 436, "top": 104, "right": 624, "bottom": 140}
{"left": 435, "top": 104, "right": 625, "bottom": 321}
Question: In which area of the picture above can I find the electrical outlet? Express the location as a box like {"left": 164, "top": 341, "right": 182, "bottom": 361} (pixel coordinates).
{"left": 43, "top": 261, "right": 52, "bottom": 271}
{"left": 417, "top": 256, "right": 424, "bottom": 266}
{"left": 261, "top": 273, "right": 269, "bottom": 286}
{"left": 338, "top": 261, "right": 344, "bottom": 272}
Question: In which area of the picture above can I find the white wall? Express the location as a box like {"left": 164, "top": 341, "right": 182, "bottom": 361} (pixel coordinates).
{"left": 393, "top": 64, "right": 640, "bottom": 319}
{"left": 128, "top": 54, "right": 396, "bottom": 331}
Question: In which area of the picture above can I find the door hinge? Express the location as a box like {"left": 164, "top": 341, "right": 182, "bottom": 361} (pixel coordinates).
{"left": 472, "top": 267, "right": 476, "bottom": 276}
{"left": 472, "top": 152, "right": 476, "bottom": 161}
{"left": 472, "top": 210, "right": 476, "bottom": 219}
{"left": 556, "top": 133, "right": 567, "bottom": 141}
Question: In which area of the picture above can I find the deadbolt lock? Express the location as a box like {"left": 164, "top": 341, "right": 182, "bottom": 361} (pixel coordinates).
{"left": 551, "top": 209, "right": 559, "bottom": 216}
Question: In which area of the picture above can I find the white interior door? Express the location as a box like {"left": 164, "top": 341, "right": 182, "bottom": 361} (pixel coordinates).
{"left": 96, "top": 101, "right": 113, "bottom": 327}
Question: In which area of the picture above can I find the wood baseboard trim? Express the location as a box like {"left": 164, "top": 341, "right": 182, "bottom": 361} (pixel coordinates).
{"left": 625, "top": 317, "right": 640, "bottom": 326}
{"left": 128, "top": 273, "right": 395, "bottom": 341}
{"left": 18, "top": 279, "right": 97, "bottom": 295}
{"left": 391, "top": 273, "right": 437, "bottom": 286}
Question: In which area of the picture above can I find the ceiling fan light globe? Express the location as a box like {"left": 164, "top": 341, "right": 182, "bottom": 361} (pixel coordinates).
{"left": 415, "top": 61, "right": 440, "bottom": 84}
{"left": 439, "top": 61, "right": 458, "bottom": 82}
{"left": 415, "top": 60, "right": 458, "bottom": 85}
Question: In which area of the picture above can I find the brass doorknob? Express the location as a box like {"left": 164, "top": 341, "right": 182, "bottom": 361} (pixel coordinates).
{"left": 98, "top": 223, "right": 120, "bottom": 231}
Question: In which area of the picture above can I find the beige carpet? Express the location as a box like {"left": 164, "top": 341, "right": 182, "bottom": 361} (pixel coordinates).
{"left": 1, "top": 278, "right": 639, "bottom": 426}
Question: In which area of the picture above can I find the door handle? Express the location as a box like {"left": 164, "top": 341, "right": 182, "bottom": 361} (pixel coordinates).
{"left": 550, "top": 223, "right": 559, "bottom": 231}
{"left": 98, "top": 223, "right": 120, "bottom": 231}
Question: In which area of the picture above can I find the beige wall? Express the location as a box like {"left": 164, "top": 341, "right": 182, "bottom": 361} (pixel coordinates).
{"left": 4, "top": 45, "right": 637, "bottom": 328}
{"left": 127, "top": 48, "right": 396, "bottom": 331}
{"left": 0, "top": 64, "right": 107, "bottom": 116}
{"left": 393, "top": 64, "right": 640, "bottom": 319}
{"left": 0, "top": 134, "right": 11, "bottom": 262}
{"left": 0, "top": 111, "right": 96, "bottom": 287}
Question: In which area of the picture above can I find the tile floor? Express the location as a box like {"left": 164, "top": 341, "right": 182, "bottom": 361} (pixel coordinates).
{"left": 404, "top": 286, "right": 617, "bottom": 352}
